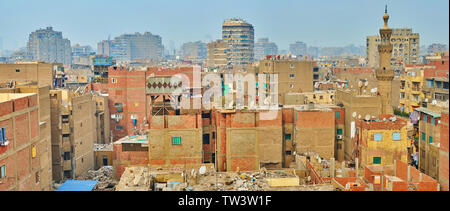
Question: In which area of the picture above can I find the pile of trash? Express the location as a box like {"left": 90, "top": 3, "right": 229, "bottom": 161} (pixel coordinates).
{"left": 77, "top": 166, "right": 117, "bottom": 191}
{"left": 116, "top": 167, "right": 152, "bottom": 191}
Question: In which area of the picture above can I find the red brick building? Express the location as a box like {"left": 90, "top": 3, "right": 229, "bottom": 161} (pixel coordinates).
{"left": 0, "top": 93, "right": 48, "bottom": 190}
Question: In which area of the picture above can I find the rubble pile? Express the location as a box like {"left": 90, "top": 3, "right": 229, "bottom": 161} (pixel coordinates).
{"left": 77, "top": 166, "right": 117, "bottom": 191}
{"left": 116, "top": 166, "right": 152, "bottom": 191}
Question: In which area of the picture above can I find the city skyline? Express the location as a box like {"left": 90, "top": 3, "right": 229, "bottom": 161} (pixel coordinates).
{"left": 0, "top": 0, "right": 449, "bottom": 51}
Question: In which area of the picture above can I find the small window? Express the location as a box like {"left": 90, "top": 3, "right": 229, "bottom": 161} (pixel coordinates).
{"left": 373, "top": 157, "right": 382, "bottom": 164}
{"left": 285, "top": 134, "right": 292, "bottom": 141}
{"left": 111, "top": 78, "right": 117, "bottom": 83}
{"left": 64, "top": 152, "right": 70, "bottom": 160}
{"left": 290, "top": 64, "right": 294, "bottom": 69}
{"left": 335, "top": 111, "right": 341, "bottom": 119}
{"left": 285, "top": 151, "right": 292, "bottom": 155}
{"left": 429, "top": 136, "right": 433, "bottom": 144}
{"left": 374, "top": 133, "right": 382, "bottom": 141}
{"left": 290, "top": 74, "right": 295, "bottom": 78}
{"left": 422, "top": 132, "right": 426, "bottom": 141}
{"left": 15, "top": 69, "right": 20, "bottom": 72}
{"left": 392, "top": 132, "right": 401, "bottom": 141}
{"left": 337, "top": 129, "right": 343, "bottom": 135}
{"left": 0, "top": 165, "right": 5, "bottom": 179}
{"left": 202, "top": 134, "right": 210, "bottom": 145}
{"left": 172, "top": 137, "right": 181, "bottom": 145}
{"left": 115, "top": 125, "right": 123, "bottom": 130}
{"left": 431, "top": 118, "right": 435, "bottom": 125}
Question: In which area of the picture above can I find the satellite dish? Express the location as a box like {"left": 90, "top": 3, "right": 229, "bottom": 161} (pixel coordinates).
{"left": 392, "top": 116, "right": 397, "bottom": 122}
{"left": 365, "top": 115, "right": 371, "bottom": 121}
{"left": 352, "top": 112, "right": 357, "bottom": 118}
{"left": 358, "top": 114, "right": 362, "bottom": 119}
{"left": 432, "top": 100, "right": 437, "bottom": 105}
{"left": 199, "top": 166, "right": 206, "bottom": 175}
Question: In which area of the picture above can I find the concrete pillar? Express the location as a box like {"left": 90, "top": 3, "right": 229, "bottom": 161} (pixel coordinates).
{"left": 330, "top": 158, "right": 335, "bottom": 177}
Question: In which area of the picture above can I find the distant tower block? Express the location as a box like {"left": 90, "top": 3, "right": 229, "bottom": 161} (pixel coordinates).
{"left": 376, "top": 6, "right": 394, "bottom": 115}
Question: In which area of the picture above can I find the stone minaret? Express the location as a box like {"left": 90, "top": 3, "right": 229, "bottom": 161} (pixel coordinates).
{"left": 376, "top": 6, "right": 394, "bottom": 115}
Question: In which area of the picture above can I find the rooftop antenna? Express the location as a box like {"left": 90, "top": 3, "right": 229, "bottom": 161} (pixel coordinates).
{"left": 385, "top": 4, "right": 388, "bottom": 14}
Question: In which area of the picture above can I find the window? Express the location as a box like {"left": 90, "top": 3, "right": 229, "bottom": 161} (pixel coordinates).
{"left": 286, "top": 151, "right": 292, "bottom": 155}
{"left": 373, "top": 157, "right": 382, "bottom": 164}
{"left": 0, "top": 127, "right": 6, "bottom": 143}
{"left": 111, "top": 78, "right": 117, "bottom": 83}
{"left": 202, "top": 134, "right": 210, "bottom": 145}
{"left": 374, "top": 133, "right": 382, "bottom": 141}
{"left": 392, "top": 132, "right": 401, "bottom": 141}
{"left": 290, "top": 64, "right": 295, "bottom": 69}
{"left": 429, "top": 136, "right": 433, "bottom": 144}
{"left": 0, "top": 165, "right": 5, "bottom": 179}
{"left": 337, "top": 129, "right": 343, "bottom": 135}
{"left": 115, "top": 125, "right": 123, "bottom": 130}
{"left": 335, "top": 111, "right": 340, "bottom": 119}
{"left": 431, "top": 118, "right": 435, "bottom": 125}
{"left": 290, "top": 74, "right": 295, "bottom": 78}
{"left": 15, "top": 69, "right": 20, "bottom": 72}
{"left": 64, "top": 152, "right": 70, "bottom": 160}
{"left": 290, "top": 84, "right": 294, "bottom": 89}
{"left": 172, "top": 137, "right": 181, "bottom": 145}
{"left": 285, "top": 134, "right": 292, "bottom": 141}
{"left": 422, "top": 132, "right": 426, "bottom": 141}
{"left": 423, "top": 115, "right": 427, "bottom": 122}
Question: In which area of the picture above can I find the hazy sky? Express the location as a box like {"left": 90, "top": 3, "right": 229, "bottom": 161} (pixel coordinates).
{"left": 0, "top": 0, "right": 448, "bottom": 51}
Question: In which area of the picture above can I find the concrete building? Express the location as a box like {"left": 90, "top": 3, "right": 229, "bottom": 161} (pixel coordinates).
{"left": 399, "top": 66, "right": 425, "bottom": 113}
{"left": 107, "top": 32, "right": 163, "bottom": 62}
{"left": 289, "top": 41, "right": 307, "bottom": 57}
{"left": 181, "top": 41, "right": 207, "bottom": 61}
{"left": 354, "top": 114, "right": 409, "bottom": 167}
{"left": 335, "top": 89, "right": 382, "bottom": 160}
{"left": 222, "top": 18, "right": 255, "bottom": 66}
{"left": 206, "top": 39, "right": 227, "bottom": 68}
{"left": 97, "top": 40, "right": 112, "bottom": 56}
{"left": 415, "top": 104, "right": 446, "bottom": 180}
{"left": 439, "top": 110, "right": 449, "bottom": 191}
{"left": 0, "top": 62, "right": 66, "bottom": 88}
{"left": 254, "top": 38, "right": 278, "bottom": 61}
{"left": 93, "top": 94, "right": 111, "bottom": 145}
{"left": 367, "top": 28, "right": 419, "bottom": 70}
{"left": 0, "top": 93, "right": 52, "bottom": 190}
{"left": 91, "top": 55, "right": 115, "bottom": 84}
{"left": 259, "top": 56, "right": 314, "bottom": 105}
{"left": 50, "top": 90, "right": 96, "bottom": 181}
{"left": 26, "top": 27, "right": 72, "bottom": 65}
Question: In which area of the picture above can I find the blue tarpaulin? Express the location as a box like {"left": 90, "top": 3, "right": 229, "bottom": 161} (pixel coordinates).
{"left": 56, "top": 180, "right": 98, "bottom": 191}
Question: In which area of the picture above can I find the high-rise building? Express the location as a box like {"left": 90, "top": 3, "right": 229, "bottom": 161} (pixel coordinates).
{"left": 222, "top": 18, "right": 254, "bottom": 66}
{"left": 207, "top": 39, "right": 227, "bottom": 68}
{"left": 289, "top": 41, "right": 307, "bottom": 57}
{"left": 254, "top": 38, "right": 278, "bottom": 61}
{"left": 181, "top": 41, "right": 207, "bottom": 60}
{"left": 367, "top": 28, "right": 420, "bottom": 69}
{"left": 376, "top": 7, "right": 395, "bottom": 115}
{"left": 97, "top": 40, "right": 112, "bottom": 56}
{"left": 26, "top": 27, "right": 72, "bottom": 65}
{"left": 104, "top": 32, "right": 163, "bottom": 62}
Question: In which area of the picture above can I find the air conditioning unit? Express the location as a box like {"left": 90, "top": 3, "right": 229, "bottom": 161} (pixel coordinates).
{"left": 336, "top": 135, "right": 343, "bottom": 140}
